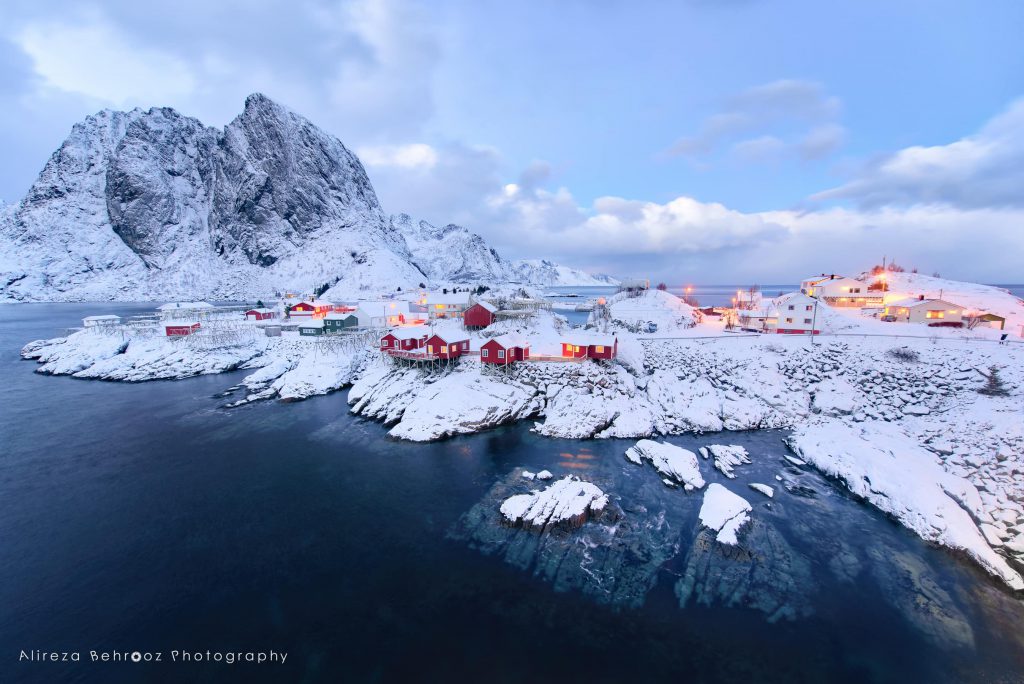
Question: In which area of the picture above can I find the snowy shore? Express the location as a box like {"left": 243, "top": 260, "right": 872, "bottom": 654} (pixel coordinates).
{"left": 19, "top": 303, "right": 1024, "bottom": 590}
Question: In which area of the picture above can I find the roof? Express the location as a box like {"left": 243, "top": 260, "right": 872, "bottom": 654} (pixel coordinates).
{"left": 486, "top": 333, "right": 529, "bottom": 349}
{"left": 427, "top": 329, "right": 469, "bottom": 343}
{"left": 387, "top": 327, "right": 430, "bottom": 340}
{"left": 425, "top": 292, "right": 471, "bottom": 305}
{"left": 298, "top": 319, "right": 324, "bottom": 328}
{"left": 324, "top": 311, "right": 357, "bottom": 320}
{"left": 470, "top": 301, "right": 498, "bottom": 313}
{"left": 886, "top": 297, "right": 963, "bottom": 310}
{"left": 165, "top": 320, "right": 200, "bottom": 327}
{"left": 158, "top": 301, "right": 213, "bottom": 310}
{"left": 83, "top": 314, "right": 121, "bottom": 322}
{"left": 246, "top": 308, "right": 273, "bottom": 314}
{"left": 563, "top": 331, "right": 616, "bottom": 346}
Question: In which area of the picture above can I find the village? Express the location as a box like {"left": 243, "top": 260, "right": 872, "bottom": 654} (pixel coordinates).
{"left": 76, "top": 267, "right": 1020, "bottom": 372}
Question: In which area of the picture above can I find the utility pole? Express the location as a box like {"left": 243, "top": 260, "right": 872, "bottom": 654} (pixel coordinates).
{"left": 809, "top": 297, "right": 819, "bottom": 347}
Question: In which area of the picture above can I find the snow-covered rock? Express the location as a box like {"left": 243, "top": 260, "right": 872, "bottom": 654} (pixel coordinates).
{"left": 699, "top": 444, "right": 751, "bottom": 479}
{"left": 499, "top": 476, "right": 609, "bottom": 531}
{"left": 788, "top": 421, "right": 1024, "bottom": 591}
{"left": 749, "top": 483, "right": 775, "bottom": 498}
{"left": 698, "top": 483, "right": 752, "bottom": 545}
{"left": 625, "top": 440, "right": 705, "bottom": 491}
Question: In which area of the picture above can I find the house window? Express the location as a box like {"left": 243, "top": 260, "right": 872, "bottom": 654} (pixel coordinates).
{"left": 785, "top": 317, "right": 793, "bottom": 323}
{"left": 427, "top": 345, "right": 434, "bottom": 354}
{"left": 805, "top": 305, "right": 813, "bottom": 311}
{"left": 595, "top": 345, "right": 604, "bottom": 353}
{"left": 382, "top": 339, "right": 390, "bottom": 347}
{"left": 574, "top": 345, "right": 581, "bottom": 352}
{"left": 482, "top": 349, "right": 489, "bottom": 358}
{"left": 804, "top": 318, "right": 812, "bottom": 324}
{"left": 788, "top": 305, "right": 795, "bottom": 310}
{"left": 498, "top": 349, "right": 505, "bottom": 358}
{"left": 441, "top": 345, "right": 448, "bottom": 353}
{"left": 925, "top": 310, "right": 944, "bottom": 319}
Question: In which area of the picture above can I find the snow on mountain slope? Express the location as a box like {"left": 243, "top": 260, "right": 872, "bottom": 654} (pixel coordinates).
{"left": 0, "top": 94, "right": 426, "bottom": 302}
{"left": 511, "top": 259, "right": 619, "bottom": 286}
{"left": 390, "top": 213, "right": 514, "bottom": 283}
{"left": 0, "top": 94, "right": 616, "bottom": 302}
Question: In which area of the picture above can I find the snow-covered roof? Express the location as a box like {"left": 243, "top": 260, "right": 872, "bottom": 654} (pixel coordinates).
{"left": 246, "top": 307, "right": 273, "bottom": 314}
{"left": 886, "top": 297, "right": 963, "bottom": 310}
{"left": 487, "top": 333, "right": 530, "bottom": 349}
{"left": 158, "top": 301, "right": 213, "bottom": 310}
{"left": 563, "top": 331, "right": 616, "bottom": 346}
{"left": 165, "top": 319, "right": 200, "bottom": 326}
{"left": 324, "top": 311, "right": 357, "bottom": 320}
{"left": 83, "top": 314, "right": 121, "bottom": 322}
{"left": 387, "top": 327, "right": 429, "bottom": 340}
{"left": 425, "top": 292, "right": 471, "bottom": 305}
{"left": 471, "top": 300, "right": 498, "bottom": 313}
{"left": 298, "top": 319, "right": 324, "bottom": 328}
{"left": 294, "top": 298, "right": 333, "bottom": 308}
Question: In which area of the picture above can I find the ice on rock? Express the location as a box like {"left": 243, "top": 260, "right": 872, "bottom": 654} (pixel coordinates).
{"left": 749, "top": 483, "right": 774, "bottom": 498}
{"left": 500, "top": 476, "right": 609, "bottom": 532}
{"left": 698, "top": 484, "right": 752, "bottom": 545}
{"left": 699, "top": 444, "right": 751, "bottom": 479}
{"left": 625, "top": 440, "right": 705, "bottom": 491}
{"left": 521, "top": 471, "right": 536, "bottom": 480}
{"left": 536, "top": 470, "right": 553, "bottom": 480}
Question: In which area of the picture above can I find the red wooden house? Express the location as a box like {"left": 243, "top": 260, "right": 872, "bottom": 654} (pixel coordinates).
{"left": 464, "top": 301, "right": 498, "bottom": 329}
{"left": 245, "top": 308, "right": 276, "bottom": 321}
{"left": 289, "top": 299, "right": 333, "bottom": 317}
{"left": 481, "top": 335, "right": 529, "bottom": 365}
{"left": 424, "top": 332, "right": 470, "bottom": 360}
{"left": 165, "top": 322, "right": 200, "bottom": 337}
{"left": 380, "top": 328, "right": 429, "bottom": 352}
{"left": 561, "top": 333, "right": 617, "bottom": 360}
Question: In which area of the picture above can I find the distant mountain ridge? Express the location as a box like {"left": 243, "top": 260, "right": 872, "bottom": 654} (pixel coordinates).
{"left": 0, "top": 94, "right": 614, "bottom": 302}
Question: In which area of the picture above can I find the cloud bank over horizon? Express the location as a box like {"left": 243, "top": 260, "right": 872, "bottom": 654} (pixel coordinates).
{"left": 1, "top": 0, "right": 1022, "bottom": 283}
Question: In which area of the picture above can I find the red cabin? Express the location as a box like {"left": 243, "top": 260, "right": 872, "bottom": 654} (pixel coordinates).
{"left": 481, "top": 335, "right": 530, "bottom": 365}
{"left": 424, "top": 333, "right": 470, "bottom": 360}
{"left": 380, "top": 328, "right": 429, "bottom": 352}
{"left": 464, "top": 301, "right": 498, "bottom": 329}
{"left": 289, "top": 299, "right": 333, "bottom": 317}
{"left": 166, "top": 322, "right": 200, "bottom": 337}
{"left": 245, "top": 308, "right": 276, "bottom": 321}
{"left": 561, "top": 333, "right": 617, "bottom": 360}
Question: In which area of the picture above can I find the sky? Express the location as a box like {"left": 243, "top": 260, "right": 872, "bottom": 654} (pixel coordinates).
{"left": 1, "top": 0, "right": 1023, "bottom": 283}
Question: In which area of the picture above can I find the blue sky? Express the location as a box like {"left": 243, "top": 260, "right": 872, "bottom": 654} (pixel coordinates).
{"left": 1, "top": 0, "right": 1023, "bottom": 281}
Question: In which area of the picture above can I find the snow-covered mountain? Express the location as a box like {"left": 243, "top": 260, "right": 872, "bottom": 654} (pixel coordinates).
{"left": 390, "top": 213, "right": 514, "bottom": 284}
{"left": 511, "top": 259, "right": 619, "bottom": 287}
{"left": 0, "top": 94, "right": 614, "bottom": 302}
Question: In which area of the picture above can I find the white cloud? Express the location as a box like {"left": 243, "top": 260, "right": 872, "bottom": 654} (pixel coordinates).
{"left": 15, "top": 19, "right": 196, "bottom": 106}
{"left": 357, "top": 143, "right": 438, "bottom": 169}
{"left": 813, "top": 98, "right": 1024, "bottom": 208}
{"left": 666, "top": 79, "right": 845, "bottom": 164}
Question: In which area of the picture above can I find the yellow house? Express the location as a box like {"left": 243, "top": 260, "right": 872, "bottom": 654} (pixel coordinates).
{"left": 883, "top": 297, "right": 964, "bottom": 325}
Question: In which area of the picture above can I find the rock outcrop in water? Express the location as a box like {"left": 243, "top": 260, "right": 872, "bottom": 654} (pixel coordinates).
{"left": 625, "top": 440, "right": 705, "bottom": 491}
{"left": 500, "top": 475, "right": 610, "bottom": 532}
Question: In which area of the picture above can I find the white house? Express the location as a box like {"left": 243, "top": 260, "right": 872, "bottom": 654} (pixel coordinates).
{"left": 420, "top": 291, "right": 472, "bottom": 319}
{"left": 767, "top": 293, "right": 821, "bottom": 334}
{"left": 882, "top": 297, "right": 964, "bottom": 325}
{"left": 800, "top": 274, "right": 882, "bottom": 307}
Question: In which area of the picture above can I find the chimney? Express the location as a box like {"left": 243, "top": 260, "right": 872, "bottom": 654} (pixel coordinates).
{"left": 919, "top": 294, "right": 924, "bottom": 300}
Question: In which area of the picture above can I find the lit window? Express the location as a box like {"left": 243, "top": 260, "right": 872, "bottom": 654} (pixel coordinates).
{"left": 595, "top": 345, "right": 604, "bottom": 353}
{"left": 427, "top": 345, "right": 434, "bottom": 354}
{"left": 441, "top": 345, "right": 448, "bottom": 353}
{"left": 574, "top": 345, "right": 581, "bottom": 352}
{"left": 925, "top": 310, "right": 944, "bottom": 319}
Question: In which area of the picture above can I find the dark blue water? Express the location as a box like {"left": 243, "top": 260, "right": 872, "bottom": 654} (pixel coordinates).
{"left": 2, "top": 304, "right": 1024, "bottom": 683}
